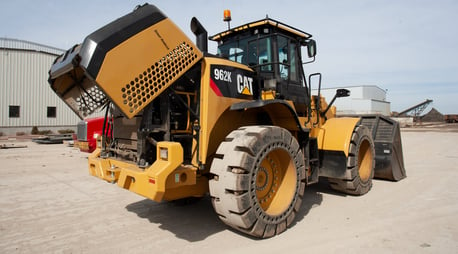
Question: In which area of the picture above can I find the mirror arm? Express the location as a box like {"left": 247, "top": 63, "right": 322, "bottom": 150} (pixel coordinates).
{"left": 321, "top": 89, "right": 350, "bottom": 118}
{"left": 321, "top": 95, "right": 337, "bottom": 119}
{"left": 302, "top": 56, "right": 315, "bottom": 65}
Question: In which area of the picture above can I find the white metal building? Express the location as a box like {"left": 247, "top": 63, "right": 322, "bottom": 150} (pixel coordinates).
{"left": 1, "top": 38, "right": 81, "bottom": 135}
{"left": 315, "top": 85, "right": 391, "bottom": 116}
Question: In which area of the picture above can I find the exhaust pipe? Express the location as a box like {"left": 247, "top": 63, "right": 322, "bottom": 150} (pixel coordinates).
{"left": 190, "top": 17, "right": 208, "bottom": 53}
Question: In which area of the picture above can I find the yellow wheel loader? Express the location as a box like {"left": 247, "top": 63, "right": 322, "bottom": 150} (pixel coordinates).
{"left": 48, "top": 4, "right": 406, "bottom": 238}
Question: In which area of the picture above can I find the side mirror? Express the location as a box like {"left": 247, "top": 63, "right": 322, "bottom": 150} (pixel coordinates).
{"left": 336, "top": 88, "right": 350, "bottom": 98}
{"left": 307, "top": 39, "right": 317, "bottom": 58}
{"left": 321, "top": 88, "right": 350, "bottom": 119}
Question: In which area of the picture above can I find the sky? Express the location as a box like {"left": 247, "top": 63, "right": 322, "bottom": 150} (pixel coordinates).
{"left": 1, "top": 0, "right": 457, "bottom": 114}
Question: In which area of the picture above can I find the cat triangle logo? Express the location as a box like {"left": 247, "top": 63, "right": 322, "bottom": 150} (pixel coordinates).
{"left": 241, "top": 86, "right": 252, "bottom": 95}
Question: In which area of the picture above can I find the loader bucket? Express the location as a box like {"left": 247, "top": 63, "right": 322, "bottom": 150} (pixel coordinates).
{"left": 359, "top": 115, "right": 406, "bottom": 181}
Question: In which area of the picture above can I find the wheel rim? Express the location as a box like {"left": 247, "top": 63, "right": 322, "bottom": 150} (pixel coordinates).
{"left": 256, "top": 148, "right": 297, "bottom": 216}
{"left": 358, "top": 139, "right": 373, "bottom": 182}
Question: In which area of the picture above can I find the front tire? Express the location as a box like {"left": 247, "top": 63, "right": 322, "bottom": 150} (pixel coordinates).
{"left": 209, "top": 126, "right": 306, "bottom": 238}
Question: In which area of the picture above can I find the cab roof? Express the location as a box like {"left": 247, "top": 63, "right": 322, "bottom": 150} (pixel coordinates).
{"left": 209, "top": 17, "right": 312, "bottom": 42}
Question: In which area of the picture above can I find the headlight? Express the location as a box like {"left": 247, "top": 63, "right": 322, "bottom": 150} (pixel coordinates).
{"left": 159, "top": 147, "right": 168, "bottom": 160}
{"left": 96, "top": 136, "right": 102, "bottom": 149}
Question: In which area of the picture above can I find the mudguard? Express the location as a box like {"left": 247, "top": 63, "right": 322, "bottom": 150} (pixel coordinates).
{"left": 316, "top": 117, "right": 361, "bottom": 179}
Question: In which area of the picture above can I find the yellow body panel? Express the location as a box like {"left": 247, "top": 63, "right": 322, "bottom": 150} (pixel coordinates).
{"left": 77, "top": 141, "right": 90, "bottom": 152}
{"left": 95, "top": 18, "right": 203, "bottom": 118}
{"left": 89, "top": 142, "right": 207, "bottom": 202}
{"left": 197, "top": 57, "right": 254, "bottom": 165}
{"left": 261, "top": 90, "right": 276, "bottom": 100}
{"left": 88, "top": 149, "right": 118, "bottom": 182}
{"left": 315, "top": 117, "right": 360, "bottom": 156}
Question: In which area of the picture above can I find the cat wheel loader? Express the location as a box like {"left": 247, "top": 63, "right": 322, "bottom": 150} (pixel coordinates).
{"left": 48, "top": 4, "right": 406, "bottom": 238}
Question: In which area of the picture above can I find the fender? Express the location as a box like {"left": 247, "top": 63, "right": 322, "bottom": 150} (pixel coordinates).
{"left": 316, "top": 117, "right": 360, "bottom": 179}
{"left": 317, "top": 117, "right": 361, "bottom": 156}
{"left": 230, "top": 99, "right": 308, "bottom": 133}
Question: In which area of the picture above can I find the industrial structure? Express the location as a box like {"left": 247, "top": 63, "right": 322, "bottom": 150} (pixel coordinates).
{"left": 316, "top": 85, "right": 391, "bottom": 116}
{"left": 0, "top": 38, "right": 81, "bottom": 135}
{"left": 394, "top": 99, "right": 433, "bottom": 118}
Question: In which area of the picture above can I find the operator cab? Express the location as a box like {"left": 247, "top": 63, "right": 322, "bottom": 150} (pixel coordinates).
{"left": 210, "top": 18, "right": 316, "bottom": 111}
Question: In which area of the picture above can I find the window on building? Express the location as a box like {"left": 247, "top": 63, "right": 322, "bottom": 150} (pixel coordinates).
{"left": 47, "top": 106, "right": 57, "bottom": 118}
{"left": 9, "top": 105, "right": 20, "bottom": 118}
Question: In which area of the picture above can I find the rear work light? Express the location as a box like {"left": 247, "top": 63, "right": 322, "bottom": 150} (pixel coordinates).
{"left": 96, "top": 136, "right": 102, "bottom": 149}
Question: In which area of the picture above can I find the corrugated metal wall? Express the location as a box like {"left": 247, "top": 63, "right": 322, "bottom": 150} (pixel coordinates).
{"left": 1, "top": 38, "right": 82, "bottom": 130}
{"left": 0, "top": 38, "right": 63, "bottom": 56}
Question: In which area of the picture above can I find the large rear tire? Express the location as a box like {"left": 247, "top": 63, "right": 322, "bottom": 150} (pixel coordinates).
{"left": 328, "top": 125, "right": 375, "bottom": 195}
{"left": 209, "top": 126, "right": 306, "bottom": 238}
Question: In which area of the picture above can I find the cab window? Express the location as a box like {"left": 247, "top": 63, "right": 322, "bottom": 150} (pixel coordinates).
{"left": 277, "top": 36, "right": 301, "bottom": 83}
{"left": 248, "top": 37, "right": 273, "bottom": 71}
{"left": 277, "top": 36, "right": 289, "bottom": 80}
{"left": 217, "top": 38, "right": 249, "bottom": 64}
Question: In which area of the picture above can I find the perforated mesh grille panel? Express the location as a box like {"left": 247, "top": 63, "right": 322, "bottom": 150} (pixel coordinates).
{"left": 120, "top": 41, "right": 200, "bottom": 115}
{"left": 75, "top": 86, "right": 106, "bottom": 117}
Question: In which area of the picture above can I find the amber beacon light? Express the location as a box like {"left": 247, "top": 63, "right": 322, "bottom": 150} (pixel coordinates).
{"left": 224, "top": 9, "right": 232, "bottom": 29}
{"left": 223, "top": 9, "right": 232, "bottom": 21}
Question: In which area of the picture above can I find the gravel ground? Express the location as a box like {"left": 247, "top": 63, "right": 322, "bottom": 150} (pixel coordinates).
{"left": 1, "top": 127, "right": 457, "bottom": 253}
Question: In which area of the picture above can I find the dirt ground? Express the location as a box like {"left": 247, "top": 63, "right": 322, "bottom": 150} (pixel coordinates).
{"left": 1, "top": 127, "right": 457, "bottom": 253}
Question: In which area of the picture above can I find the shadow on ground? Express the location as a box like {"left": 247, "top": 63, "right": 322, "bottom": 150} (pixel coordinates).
{"left": 125, "top": 196, "right": 223, "bottom": 242}
{"left": 125, "top": 181, "right": 327, "bottom": 242}
{"left": 290, "top": 180, "right": 326, "bottom": 229}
